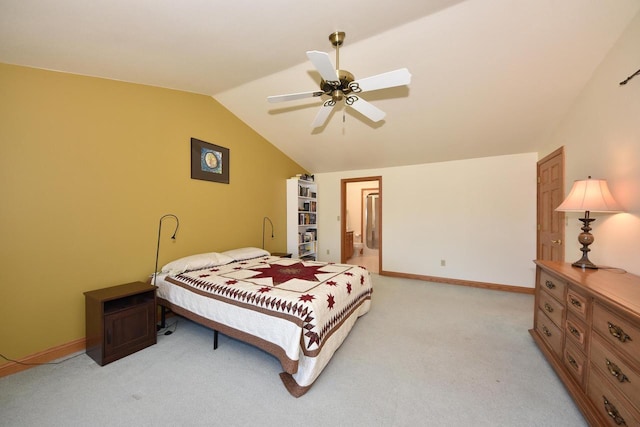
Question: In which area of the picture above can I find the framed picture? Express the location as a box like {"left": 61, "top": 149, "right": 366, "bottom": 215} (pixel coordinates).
{"left": 190, "top": 138, "right": 229, "bottom": 184}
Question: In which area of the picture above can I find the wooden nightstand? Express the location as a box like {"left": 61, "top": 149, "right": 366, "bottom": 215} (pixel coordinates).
{"left": 271, "top": 252, "right": 292, "bottom": 258}
{"left": 84, "top": 281, "right": 156, "bottom": 366}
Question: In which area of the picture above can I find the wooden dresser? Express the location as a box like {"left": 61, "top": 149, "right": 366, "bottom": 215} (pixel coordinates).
{"left": 531, "top": 260, "right": 640, "bottom": 426}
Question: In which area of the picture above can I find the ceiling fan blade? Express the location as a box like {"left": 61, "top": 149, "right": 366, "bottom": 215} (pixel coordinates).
{"left": 348, "top": 97, "right": 386, "bottom": 122}
{"left": 352, "top": 68, "right": 412, "bottom": 92}
{"left": 306, "top": 51, "right": 338, "bottom": 83}
{"left": 267, "top": 90, "right": 324, "bottom": 103}
{"left": 311, "top": 103, "right": 334, "bottom": 128}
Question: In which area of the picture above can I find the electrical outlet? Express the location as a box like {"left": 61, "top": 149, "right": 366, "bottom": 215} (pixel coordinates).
{"left": 326, "top": 249, "right": 330, "bottom": 255}
{"left": 440, "top": 259, "right": 446, "bottom": 267}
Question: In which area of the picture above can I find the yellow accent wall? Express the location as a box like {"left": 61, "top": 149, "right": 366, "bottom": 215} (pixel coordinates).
{"left": 0, "top": 63, "right": 303, "bottom": 365}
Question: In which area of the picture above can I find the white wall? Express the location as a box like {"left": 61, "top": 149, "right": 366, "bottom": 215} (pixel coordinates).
{"left": 538, "top": 12, "right": 640, "bottom": 275}
{"left": 315, "top": 152, "right": 538, "bottom": 287}
{"left": 313, "top": 13, "right": 640, "bottom": 287}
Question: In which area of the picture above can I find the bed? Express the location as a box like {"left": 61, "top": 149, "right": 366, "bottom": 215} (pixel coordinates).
{"left": 153, "top": 247, "right": 373, "bottom": 397}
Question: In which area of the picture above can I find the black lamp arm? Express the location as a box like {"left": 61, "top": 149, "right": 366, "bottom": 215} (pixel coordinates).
{"left": 153, "top": 214, "right": 179, "bottom": 286}
{"left": 262, "top": 216, "right": 274, "bottom": 249}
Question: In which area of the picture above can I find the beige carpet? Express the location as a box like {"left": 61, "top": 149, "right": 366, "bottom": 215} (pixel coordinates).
{"left": 0, "top": 274, "right": 587, "bottom": 426}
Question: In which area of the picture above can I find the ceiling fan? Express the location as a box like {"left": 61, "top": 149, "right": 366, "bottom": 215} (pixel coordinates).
{"left": 267, "top": 32, "right": 411, "bottom": 129}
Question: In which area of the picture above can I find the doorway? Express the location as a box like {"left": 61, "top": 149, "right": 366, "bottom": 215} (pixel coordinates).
{"left": 341, "top": 176, "right": 382, "bottom": 273}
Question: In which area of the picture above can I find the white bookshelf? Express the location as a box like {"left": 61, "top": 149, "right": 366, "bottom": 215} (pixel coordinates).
{"left": 286, "top": 177, "right": 318, "bottom": 261}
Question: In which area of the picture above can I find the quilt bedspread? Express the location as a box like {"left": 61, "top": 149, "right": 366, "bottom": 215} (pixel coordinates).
{"left": 164, "top": 255, "right": 373, "bottom": 395}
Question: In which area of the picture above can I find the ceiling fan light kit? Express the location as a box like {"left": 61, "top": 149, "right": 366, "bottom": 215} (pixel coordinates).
{"left": 267, "top": 32, "right": 411, "bottom": 129}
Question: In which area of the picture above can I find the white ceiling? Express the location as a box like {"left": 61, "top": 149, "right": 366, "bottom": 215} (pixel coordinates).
{"left": 2, "top": 0, "right": 639, "bottom": 173}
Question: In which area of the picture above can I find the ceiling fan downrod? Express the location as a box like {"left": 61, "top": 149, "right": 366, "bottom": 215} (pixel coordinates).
{"left": 329, "top": 31, "right": 345, "bottom": 70}
{"left": 325, "top": 32, "right": 352, "bottom": 103}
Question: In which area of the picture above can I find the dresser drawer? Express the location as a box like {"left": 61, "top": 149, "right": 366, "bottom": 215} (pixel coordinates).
{"left": 593, "top": 303, "right": 640, "bottom": 363}
{"left": 538, "top": 289, "right": 565, "bottom": 328}
{"left": 587, "top": 367, "right": 640, "bottom": 427}
{"left": 565, "top": 313, "right": 588, "bottom": 352}
{"left": 566, "top": 288, "right": 588, "bottom": 321}
{"left": 536, "top": 309, "right": 563, "bottom": 358}
{"left": 538, "top": 269, "right": 566, "bottom": 302}
{"left": 591, "top": 334, "right": 640, "bottom": 412}
{"left": 564, "top": 340, "right": 586, "bottom": 388}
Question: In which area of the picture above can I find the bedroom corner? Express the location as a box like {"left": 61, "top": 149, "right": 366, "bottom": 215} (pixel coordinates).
{"left": 0, "top": 63, "right": 303, "bottom": 371}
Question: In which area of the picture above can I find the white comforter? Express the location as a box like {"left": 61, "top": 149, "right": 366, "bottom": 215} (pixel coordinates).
{"left": 155, "top": 255, "right": 373, "bottom": 396}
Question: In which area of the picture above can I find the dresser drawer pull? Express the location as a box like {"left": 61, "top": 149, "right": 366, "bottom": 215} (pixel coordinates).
{"left": 545, "top": 280, "right": 555, "bottom": 290}
{"left": 605, "top": 359, "right": 630, "bottom": 383}
{"left": 568, "top": 325, "right": 581, "bottom": 339}
{"left": 542, "top": 325, "right": 552, "bottom": 337}
{"left": 567, "top": 355, "right": 578, "bottom": 369}
{"left": 544, "top": 303, "right": 554, "bottom": 313}
{"left": 569, "top": 297, "right": 582, "bottom": 308}
{"left": 608, "top": 322, "right": 633, "bottom": 343}
{"left": 603, "top": 396, "right": 627, "bottom": 426}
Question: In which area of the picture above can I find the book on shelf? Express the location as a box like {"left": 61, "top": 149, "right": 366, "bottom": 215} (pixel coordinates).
{"left": 299, "top": 186, "right": 312, "bottom": 197}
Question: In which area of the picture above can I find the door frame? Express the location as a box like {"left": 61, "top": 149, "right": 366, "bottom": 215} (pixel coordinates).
{"left": 340, "top": 176, "right": 382, "bottom": 272}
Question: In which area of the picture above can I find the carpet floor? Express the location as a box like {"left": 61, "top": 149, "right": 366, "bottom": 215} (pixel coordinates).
{"left": 0, "top": 274, "right": 587, "bottom": 426}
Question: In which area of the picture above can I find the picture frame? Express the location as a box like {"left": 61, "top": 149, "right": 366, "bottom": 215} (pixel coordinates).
{"left": 190, "top": 138, "right": 229, "bottom": 184}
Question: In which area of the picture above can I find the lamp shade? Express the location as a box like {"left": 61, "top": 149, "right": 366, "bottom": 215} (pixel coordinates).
{"left": 556, "top": 177, "right": 623, "bottom": 213}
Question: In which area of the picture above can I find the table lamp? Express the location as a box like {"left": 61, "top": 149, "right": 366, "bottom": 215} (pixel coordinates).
{"left": 555, "top": 176, "right": 622, "bottom": 269}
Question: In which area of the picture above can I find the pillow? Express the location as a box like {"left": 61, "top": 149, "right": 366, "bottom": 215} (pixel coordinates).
{"left": 221, "top": 247, "right": 270, "bottom": 261}
{"left": 161, "top": 252, "right": 234, "bottom": 274}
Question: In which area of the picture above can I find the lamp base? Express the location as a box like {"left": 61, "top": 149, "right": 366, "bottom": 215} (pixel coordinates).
{"left": 571, "top": 257, "right": 598, "bottom": 269}
{"left": 571, "top": 214, "right": 597, "bottom": 269}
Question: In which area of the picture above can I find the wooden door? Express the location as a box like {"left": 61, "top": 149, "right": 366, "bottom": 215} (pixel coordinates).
{"left": 537, "top": 147, "right": 565, "bottom": 261}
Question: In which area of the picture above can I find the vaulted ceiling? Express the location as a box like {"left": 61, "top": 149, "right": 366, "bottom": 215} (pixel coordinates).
{"left": 2, "top": 0, "right": 639, "bottom": 172}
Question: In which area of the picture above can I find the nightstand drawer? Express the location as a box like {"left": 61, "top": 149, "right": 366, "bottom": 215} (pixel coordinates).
{"left": 538, "top": 269, "right": 566, "bottom": 302}
{"left": 593, "top": 303, "right": 640, "bottom": 363}
{"left": 536, "top": 309, "right": 563, "bottom": 357}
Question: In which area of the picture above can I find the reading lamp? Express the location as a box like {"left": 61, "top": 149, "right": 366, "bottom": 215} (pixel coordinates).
{"left": 262, "top": 216, "right": 274, "bottom": 250}
{"left": 153, "top": 214, "right": 179, "bottom": 285}
{"left": 555, "top": 177, "right": 622, "bottom": 269}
